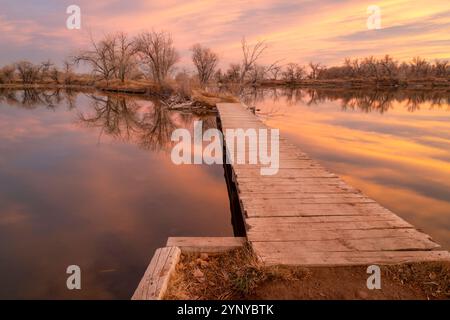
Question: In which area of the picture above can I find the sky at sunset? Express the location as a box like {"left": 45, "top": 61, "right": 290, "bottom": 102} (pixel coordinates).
{"left": 0, "top": 0, "right": 449, "bottom": 70}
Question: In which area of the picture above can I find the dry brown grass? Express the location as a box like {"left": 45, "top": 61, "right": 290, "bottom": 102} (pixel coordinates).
{"left": 94, "top": 79, "right": 159, "bottom": 94}
{"left": 191, "top": 89, "right": 239, "bottom": 107}
{"left": 164, "top": 245, "right": 450, "bottom": 300}
{"left": 385, "top": 262, "right": 450, "bottom": 299}
{"left": 164, "top": 245, "right": 309, "bottom": 300}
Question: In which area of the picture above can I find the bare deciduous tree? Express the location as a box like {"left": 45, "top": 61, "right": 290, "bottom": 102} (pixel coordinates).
{"left": 214, "top": 69, "right": 223, "bottom": 83}
{"left": 0, "top": 64, "right": 16, "bottom": 83}
{"left": 282, "top": 63, "right": 306, "bottom": 82}
{"left": 362, "top": 56, "right": 379, "bottom": 80}
{"left": 247, "top": 64, "right": 268, "bottom": 84}
{"left": 135, "top": 30, "right": 179, "bottom": 85}
{"left": 63, "top": 60, "right": 73, "bottom": 74}
{"left": 74, "top": 34, "right": 117, "bottom": 82}
{"left": 308, "top": 62, "right": 322, "bottom": 80}
{"left": 434, "top": 60, "right": 449, "bottom": 77}
{"left": 39, "top": 60, "right": 55, "bottom": 81}
{"left": 226, "top": 63, "right": 241, "bottom": 82}
{"left": 62, "top": 59, "right": 75, "bottom": 84}
{"left": 379, "top": 55, "right": 397, "bottom": 79}
{"left": 239, "top": 37, "right": 267, "bottom": 84}
{"left": 351, "top": 59, "right": 361, "bottom": 77}
{"left": 115, "top": 32, "right": 138, "bottom": 82}
{"left": 240, "top": 61, "right": 279, "bottom": 84}
{"left": 410, "top": 56, "right": 430, "bottom": 78}
{"left": 343, "top": 58, "right": 352, "bottom": 77}
{"left": 49, "top": 66, "right": 60, "bottom": 83}
{"left": 269, "top": 64, "right": 282, "bottom": 80}
{"left": 15, "top": 61, "right": 42, "bottom": 84}
{"left": 191, "top": 44, "right": 219, "bottom": 87}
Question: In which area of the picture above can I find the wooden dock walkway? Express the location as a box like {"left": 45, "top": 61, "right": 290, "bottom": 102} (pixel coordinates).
{"left": 217, "top": 103, "right": 450, "bottom": 266}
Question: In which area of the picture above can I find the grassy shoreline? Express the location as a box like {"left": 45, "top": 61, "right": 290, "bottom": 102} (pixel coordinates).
{"left": 258, "top": 78, "right": 450, "bottom": 90}
{"left": 3, "top": 77, "right": 450, "bottom": 93}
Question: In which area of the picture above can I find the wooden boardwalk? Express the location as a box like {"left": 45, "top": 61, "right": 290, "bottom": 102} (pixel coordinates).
{"left": 217, "top": 103, "right": 450, "bottom": 266}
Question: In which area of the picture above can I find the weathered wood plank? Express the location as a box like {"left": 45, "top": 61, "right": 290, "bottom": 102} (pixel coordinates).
{"left": 166, "top": 237, "right": 246, "bottom": 253}
{"left": 132, "top": 247, "right": 180, "bottom": 300}
{"left": 241, "top": 196, "right": 376, "bottom": 205}
{"left": 238, "top": 186, "right": 359, "bottom": 194}
{"left": 246, "top": 213, "right": 413, "bottom": 226}
{"left": 246, "top": 218, "right": 412, "bottom": 231}
{"left": 251, "top": 237, "right": 439, "bottom": 252}
{"left": 247, "top": 227, "right": 434, "bottom": 242}
{"left": 233, "top": 169, "right": 336, "bottom": 178}
{"left": 237, "top": 179, "right": 353, "bottom": 188}
{"left": 236, "top": 177, "right": 345, "bottom": 183}
{"left": 246, "top": 214, "right": 407, "bottom": 225}
{"left": 243, "top": 202, "right": 394, "bottom": 217}
{"left": 239, "top": 192, "right": 369, "bottom": 200}
{"left": 253, "top": 243, "right": 450, "bottom": 266}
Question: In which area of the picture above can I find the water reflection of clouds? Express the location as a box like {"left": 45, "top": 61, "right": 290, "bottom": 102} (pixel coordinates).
{"left": 325, "top": 118, "right": 450, "bottom": 146}
{"left": 0, "top": 203, "right": 28, "bottom": 226}
{"left": 342, "top": 172, "right": 450, "bottom": 248}
{"left": 0, "top": 91, "right": 232, "bottom": 298}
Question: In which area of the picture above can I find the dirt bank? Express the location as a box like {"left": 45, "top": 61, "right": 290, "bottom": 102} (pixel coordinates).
{"left": 164, "top": 246, "right": 450, "bottom": 300}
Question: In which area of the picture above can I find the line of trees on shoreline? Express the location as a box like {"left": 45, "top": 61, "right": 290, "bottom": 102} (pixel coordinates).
{"left": 0, "top": 30, "right": 449, "bottom": 88}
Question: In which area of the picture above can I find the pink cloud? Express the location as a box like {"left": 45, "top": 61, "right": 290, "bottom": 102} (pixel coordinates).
{"left": 0, "top": 0, "right": 449, "bottom": 67}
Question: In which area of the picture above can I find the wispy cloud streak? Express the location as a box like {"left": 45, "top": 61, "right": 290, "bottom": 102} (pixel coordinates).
{"left": 0, "top": 0, "right": 449, "bottom": 66}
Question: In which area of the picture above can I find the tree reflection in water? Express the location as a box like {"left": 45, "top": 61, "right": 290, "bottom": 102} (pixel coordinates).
{"left": 0, "top": 89, "right": 219, "bottom": 152}
{"left": 240, "top": 87, "right": 450, "bottom": 114}
{"left": 78, "top": 93, "right": 218, "bottom": 152}
{"left": 79, "top": 94, "right": 142, "bottom": 141}
{"left": 78, "top": 94, "right": 180, "bottom": 151}
{"left": 0, "top": 88, "right": 78, "bottom": 110}
{"left": 138, "top": 101, "right": 177, "bottom": 151}
{"left": 1, "top": 87, "right": 448, "bottom": 151}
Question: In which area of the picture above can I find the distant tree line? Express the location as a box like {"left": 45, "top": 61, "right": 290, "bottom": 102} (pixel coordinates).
{"left": 1, "top": 30, "right": 449, "bottom": 88}
{"left": 215, "top": 55, "right": 450, "bottom": 84}
{"left": 239, "top": 87, "right": 450, "bottom": 113}
{"left": 0, "top": 59, "right": 77, "bottom": 85}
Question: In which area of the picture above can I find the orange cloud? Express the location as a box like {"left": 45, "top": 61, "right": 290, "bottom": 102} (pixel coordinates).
{"left": 0, "top": 0, "right": 449, "bottom": 67}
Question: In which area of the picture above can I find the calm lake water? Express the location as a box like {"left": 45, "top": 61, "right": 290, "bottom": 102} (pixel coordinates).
{"left": 246, "top": 87, "right": 450, "bottom": 251}
{"left": 2, "top": 88, "right": 449, "bottom": 299}
{"left": 0, "top": 90, "right": 233, "bottom": 299}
